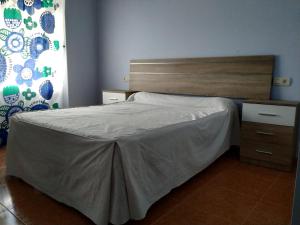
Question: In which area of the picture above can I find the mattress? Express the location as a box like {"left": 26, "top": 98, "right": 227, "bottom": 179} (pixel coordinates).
{"left": 6, "top": 92, "right": 239, "bottom": 225}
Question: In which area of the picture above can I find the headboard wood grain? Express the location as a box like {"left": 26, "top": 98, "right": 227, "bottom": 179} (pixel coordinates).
{"left": 129, "top": 55, "right": 274, "bottom": 100}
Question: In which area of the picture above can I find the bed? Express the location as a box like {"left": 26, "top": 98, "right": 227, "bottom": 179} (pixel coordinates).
{"left": 6, "top": 56, "right": 274, "bottom": 225}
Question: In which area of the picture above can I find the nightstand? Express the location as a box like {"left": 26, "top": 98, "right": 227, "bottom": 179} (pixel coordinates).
{"left": 102, "top": 90, "right": 136, "bottom": 105}
{"left": 240, "top": 100, "right": 299, "bottom": 171}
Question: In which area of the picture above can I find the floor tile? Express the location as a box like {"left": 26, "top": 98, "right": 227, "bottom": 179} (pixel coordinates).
{"left": 0, "top": 167, "right": 7, "bottom": 187}
{"left": 188, "top": 186, "right": 257, "bottom": 224}
{"left": 154, "top": 202, "right": 232, "bottom": 225}
{"left": 8, "top": 190, "right": 95, "bottom": 225}
{"left": 0, "top": 149, "right": 6, "bottom": 166}
{"left": 243, "top": 201, "right": 292, "bottom": 225}
{"left": 277, "top": 171, "right": 296, "bottom": 186}
{"left": 0, "top": 210, "right": 24, "bottom": 225}
{"left": 237, "top": 162, "right": 282, "bottom": 182}
{"left": 128, "top": 195, "right": 178, "bottom": 225}
{"left": 11, "top": 206, "right": 95, "bottom": 225}
{"left": 262, "top": 172, "right": 296, "bottom": 206}
{"left": 1, "top": 176, "right": 37, "bottom": 210}
{"left": 0, "top": 186, "right": 13, "bottom": 210}
{"left": 209, "top": 165, "right": 275, "bottom": 199}
{"left": 0, "top": 203, "right": 7, "bottom": 214}
{"left": 1, "top": 176, "right": 95, "bottom": 225}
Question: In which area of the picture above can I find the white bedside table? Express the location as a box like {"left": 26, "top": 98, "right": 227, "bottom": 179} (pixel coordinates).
{"left": 240, "top": 100, "right": 299, "bottom": 171}
{"left": 102, "top": 90, "right": 135, "bottom": 105}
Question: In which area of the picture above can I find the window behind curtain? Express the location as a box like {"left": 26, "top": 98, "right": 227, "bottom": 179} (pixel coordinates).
{"left": 0, "top": 0, "right": 67, "bottom": 145}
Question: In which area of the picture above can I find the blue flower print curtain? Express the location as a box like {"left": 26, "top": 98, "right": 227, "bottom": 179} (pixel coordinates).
{"left": 0, "top": 0, "right": 66, "bottom": 145}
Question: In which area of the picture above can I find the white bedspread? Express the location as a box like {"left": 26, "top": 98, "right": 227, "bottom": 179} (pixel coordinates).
{"left": 6, "top": 92, "right": 239, "bottom": 225}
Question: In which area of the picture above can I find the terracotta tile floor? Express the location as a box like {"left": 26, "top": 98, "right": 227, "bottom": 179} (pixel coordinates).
{"left": 0, "top": 147, "right": 295, "bottom": 225}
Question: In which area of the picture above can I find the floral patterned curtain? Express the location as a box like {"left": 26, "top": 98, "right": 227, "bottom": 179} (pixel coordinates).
{"left": 0, "top": 0, "right": 66, "bottom": 145}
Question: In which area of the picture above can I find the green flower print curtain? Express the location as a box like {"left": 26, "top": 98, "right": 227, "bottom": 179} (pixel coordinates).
{"left": 0, "top": 0, "right": 66, "bottom": 145}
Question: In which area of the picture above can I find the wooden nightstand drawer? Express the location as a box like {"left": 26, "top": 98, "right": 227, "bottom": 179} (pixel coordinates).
{"left": 242, "top": 103, "right": 296, "bottom": 126}
{"left": 241, "top": 122, "right": 294, "bottom": 146}
{"left": 240, "top": 141, "right": 293, "bottom": 166}
{"left": 103, "top": 92, "right": 126, "bottom": 104}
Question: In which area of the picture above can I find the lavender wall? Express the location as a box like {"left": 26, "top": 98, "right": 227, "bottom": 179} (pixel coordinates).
{"left": 98, "top": 0, "right": 300, "bottom": 101}
{"left": 65, "top": 0, "right": 99, "bottom": 107}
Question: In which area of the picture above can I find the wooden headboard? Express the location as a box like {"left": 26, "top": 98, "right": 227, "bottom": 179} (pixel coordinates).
{"left": 129, "top": 55, "right": 274, "bottom": 100}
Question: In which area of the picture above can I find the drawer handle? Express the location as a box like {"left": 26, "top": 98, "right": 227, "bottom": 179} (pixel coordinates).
{"left": 256, "top": 131, "right": 275, "bottom": 136}
{"left": 258, "top": 112, "right": 279, "bottom": 117}
{"left": 108, "top": 98, "right": 119, "bottom": 101}
{"left": 255, "top": 149, "right": 273, "bottom": 155}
